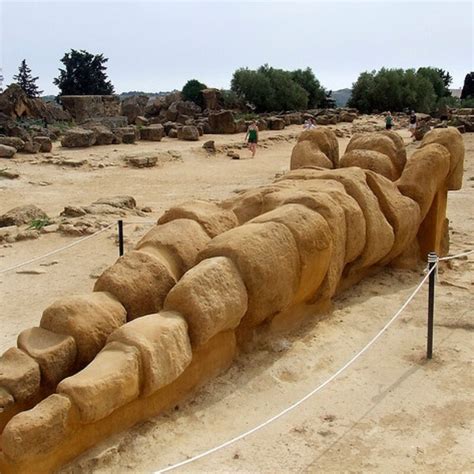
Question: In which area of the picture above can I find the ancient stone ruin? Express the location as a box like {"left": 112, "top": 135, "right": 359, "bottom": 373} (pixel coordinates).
{"left": 0, "top": 127, "right": 464, "bottom": 473}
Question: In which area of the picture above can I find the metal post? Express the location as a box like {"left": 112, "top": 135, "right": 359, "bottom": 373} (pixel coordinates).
{"left": 427, "top": 252, "right": 437, "bottom": 359}
{"left": 118, "top": 220, "right": 124, "bottom": 256}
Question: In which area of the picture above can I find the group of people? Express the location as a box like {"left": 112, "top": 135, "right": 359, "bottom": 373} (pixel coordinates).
{"left": 244, "top": 110, "right": 419, "bottom": 158}
{"left": 385, "top": 110, "right": 418, "bottom": 140}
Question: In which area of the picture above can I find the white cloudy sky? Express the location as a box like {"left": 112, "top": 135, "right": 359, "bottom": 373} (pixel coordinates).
{"left": 1, "top": 0, "right": 472, "bottom": 94}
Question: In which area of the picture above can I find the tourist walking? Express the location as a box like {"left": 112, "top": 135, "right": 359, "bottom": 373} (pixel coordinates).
{"left": 246, "top": 121, "right": 259, "bottom": 158}
{"left": 385, "top": 111, "right": 393, "bottom": 130}
{"left": 303, "top": 118, "right": 316, "bottom": 130}
{"left": 409, "top": 110, "right": 417, "bottom": 139}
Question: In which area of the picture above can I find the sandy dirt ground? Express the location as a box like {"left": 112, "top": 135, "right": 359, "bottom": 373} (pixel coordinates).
{"left": 0, "top": 120, "right": 472, "bottom": 473}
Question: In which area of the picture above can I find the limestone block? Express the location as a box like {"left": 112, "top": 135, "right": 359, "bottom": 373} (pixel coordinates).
{"left": 40, "top": 292, "right": 126, "bottom": 367}
{"left": 58, "top": 341, "right": 140, "bottom": 423}
{"left": 17, "top": 327, "right": 77, "bottom": 386}
{"left": 135, "top": 218, "right": 210, "bottom": 279}
{"left": 108, "top": 312, "right": 192, "bottom": 395}
{"left": 396, "top": 143, "right": 450, "bottom": 220}
{"left": 199, "top": 222, "right": 300, "bottom": 328}
{"left": 94, "top": 251, "right": 176, "bottom": 321}
{"left": 251, "top": 204, "right": 333, "bottom": 303}
{"left": 340, "top": 149, "right": 397, "bottom": 181}
{"left": 158, "top": 200, "right": 238, "bottom": 238}
{"left": 290, "top": 141, "right": 333, "bottom": 170}
{"left": 365, "top": 171, "right": 421, "bottom": 263}
{"left": 297, "top": 128, "right": 339, "bottom": 167}
{"left": 420, "top": 127, "right": 464, "bottom": 190}
{"left": 164, "top": 257, "right": 248, "bottom": 346}
{"left": 0, "top": 348, "right": 40, "bottom": 401}
{"left": 2, "top": 394, "right": 72, "bottom": 462}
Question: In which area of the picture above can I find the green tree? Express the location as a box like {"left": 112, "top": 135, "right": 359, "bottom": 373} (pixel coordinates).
{"left": 417, "top": 67, "right": 452, "bottom": 99}
{"left": 290, "top": 67, "right": 327, "bottom": 108}
{"left": 13, "top": 59, "right": 43, "bottom": 98}
{"left": 230, "top": 65, "right": 310, "bottom": 112}
{"left": 349, "top": 67, "right": 443, "bottom": 113}
{"left": 461, "top": 72, "right": 474, "bottom": 100}
{"left": 54, "top": 49, "right": 115, "bottom": 95}
{"left": 181, "top": 79, "right": 207, "bottom": 108}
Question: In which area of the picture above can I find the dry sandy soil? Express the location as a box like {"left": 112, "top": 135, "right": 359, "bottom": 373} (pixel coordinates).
{"left": 0, "top": 120, "right": 472, "bottom": 473}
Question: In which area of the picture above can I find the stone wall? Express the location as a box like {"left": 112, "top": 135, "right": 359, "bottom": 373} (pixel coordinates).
{"left": 60, "top": 95, "right": 121, "bottom": 123}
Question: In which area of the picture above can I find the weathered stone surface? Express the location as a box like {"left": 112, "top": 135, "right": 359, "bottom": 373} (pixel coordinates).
{"left": 251, "top": 204, "right": 333, "bottom": 304}
{"left": 83, "top": 124, "right": 115, "bottom": 146}
{"left": 1, "top": 394, "right": 73, "bottom": 462}
{"left": 209, "top": 110, "right": 235, "bottom": 134}
{"left": 33, "top": 136, "right": 53, "bottom": 152}
{"left": 199, "top": 222, "right": 300, "bottom": 328}
{"left": 0, "top": 347, "right": 40, "bottom": 401}
{"left": 256, "top": 183, "right": 347, "bottom": 300}
{"left": 61, "top": 128, "right": 96, "bottom": 148}
{"left": 397, "top": 143, "right": 451, "bottom": 220}
{"left": 365, "top": 171, "right": 421, "bottom": 263}
{"left": 296, "top": 128, "right": 339, "bottom": 167}
{"left": 0, "top": 386, "right": 14, "bottom": 412}
{"left": 202, "top": 140, "right": 216, "bottom": 152}
{"left": 0, "top": 144, "right": 16, "bottom": 158}
{"left": 201, "top": 88, "right": 220, "bottom": 110}
{"left": 267, "top": 117, "right": 285, "bottom": 130}
{"left": 0, "top": 136, "right": 25, "bottom": 151}
{"left": 290, "top": 141, "right": 333, "bottom": 170}
{"left": 17, "top": 327, "right": 77, "bottom": 386}
{"left": 94, "top": 251, "right": 176, "bottom": 320}
{"left": 108, "top": 312, "right": 192, "bottom": 395}
{"left": 60, "top": 95, "right": 120, "bottom": 122}
{"left": 420, "top": 127, "right": 464, "bottom": 191}
{"left": 0, "top": 169, "right": 20, "bottom": 179}
{"left": 177, "top": 125, "right": 199, "bottom": 141}
{"left": 58, "top": 341, "right": 140, "bottom": 423}
{"left": 94, "top": 195, "right": 136, "bottom": 209}
{"left": 0, "top": 204, "right": 48, "bottom": 227}
{"left": 127, "top": 155, "right": 158, "bottom": 168}
{"left": 165, "top": 257, "right": 247, "bottom": 346}
{"left": 136, "top": 219, "right": 210, "bottom": 279}
{"left": 158, "top": 200, "right": 238, "bottom": 238}
{"left": 346, "top": 133, "right": 403, "bottom": 177}
{"left": 40, "top": 292, "right": 127, "bottom": 367}
{"left": 140, "top": 125, "right": 164, "bottom": 141}
{"left": 278, "top": 167, "right": 394, "bottom": 271}
{"left": 380, "top": 130, "right": 407, "bottom": 175}
{"left": 340, "top": 149, "right": 397, "bottom": 180}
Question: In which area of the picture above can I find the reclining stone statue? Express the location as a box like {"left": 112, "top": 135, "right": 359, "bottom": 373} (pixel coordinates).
{"left": 0, "top": 126, "right": 464, "bottom": 473}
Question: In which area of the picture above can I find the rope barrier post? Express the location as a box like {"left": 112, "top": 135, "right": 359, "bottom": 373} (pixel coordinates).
{"left": 118, "top": 220, "right": 124, "bottom": 257}
{"left": 427, "top": 252, "right": 438, "bottom": 359}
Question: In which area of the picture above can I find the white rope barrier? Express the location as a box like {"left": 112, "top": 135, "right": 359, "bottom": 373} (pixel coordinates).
{"left": 0, "top": 223, "right": 115, "bottom": 274}
{"left": 439, "top": 248, "right": 474, "bottom": 261}
{"left": 155, "top": 264, "right": 438, "bottom": 473}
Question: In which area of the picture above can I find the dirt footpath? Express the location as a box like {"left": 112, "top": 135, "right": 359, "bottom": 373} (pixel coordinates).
{"left": 1, "top": 123, "right": 472, "bottom": 473}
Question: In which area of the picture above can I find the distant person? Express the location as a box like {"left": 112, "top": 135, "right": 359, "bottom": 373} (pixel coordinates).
{"left": 385, "top": 111, "right": 393, "bottom": 130}
{"left": 409, "top": 110, "right": 417, "bottom": 139}
{"left": 303, "top": 118, "right": 316, "bottom": 130}
{"left": 245, "top": 121, "right": 259, "bottom": 158}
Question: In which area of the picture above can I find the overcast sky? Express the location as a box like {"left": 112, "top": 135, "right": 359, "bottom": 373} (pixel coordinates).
{"left": 1, "top": 0, "right": 472, "bottom": 95}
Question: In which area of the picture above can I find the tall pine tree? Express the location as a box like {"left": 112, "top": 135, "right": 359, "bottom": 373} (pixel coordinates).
{"left": 13, "top": 60, "right": 43, "bottom": 98}
{"left": 54, "top": 49, "right": 115, "bottom": 95}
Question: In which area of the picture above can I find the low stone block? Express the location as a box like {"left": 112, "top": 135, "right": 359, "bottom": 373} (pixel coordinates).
{"left": 17, "top": 327, "right": 77, "bottom": 386}
{"left": 108, "top": 312, "right": 192, "bottom": 396}
{"left": 40, "top": 292, "right": 127, "bottom": 367}
{"left": 57, "top": 341, "right": 140, "bottom": 423}
{"left": 94, "top": 251, "right": 176, "bottom": 320}
{"left": 0, "top": 347, "right": 40, "bottom": 401}
{"left": 164, "top": 257, "right": 248, "bottom": 346}
{"left": 1, "top": 394, "right": 72, "bottom": 462}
